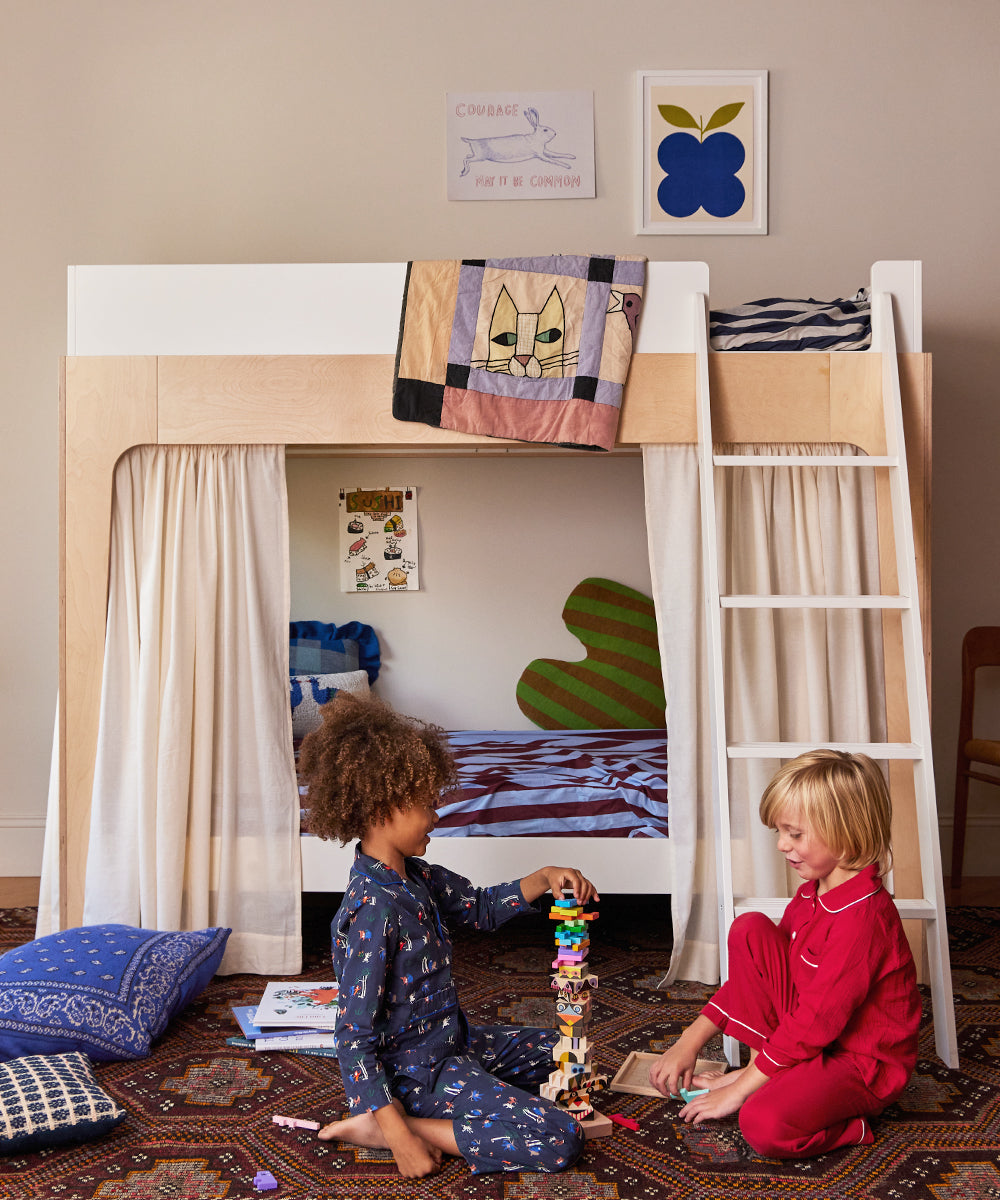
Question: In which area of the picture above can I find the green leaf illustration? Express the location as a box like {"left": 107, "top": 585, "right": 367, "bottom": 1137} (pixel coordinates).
{"left": 703, "top": 101, "right": 745, "bottom": 133}
{"left": 657, "top": 104, "right": 699, "bottom": 130}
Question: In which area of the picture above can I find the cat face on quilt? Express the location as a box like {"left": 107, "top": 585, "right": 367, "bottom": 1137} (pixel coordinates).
{"left": 478, "top": 284, "right": 576, "bottom": 379}
{"left": 473, "top": 282, "right": 641, "bottom": 380}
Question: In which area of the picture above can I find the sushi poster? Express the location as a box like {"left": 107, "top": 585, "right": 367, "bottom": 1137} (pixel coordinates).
{"left": 339, "top": 485, "right": 420, "bottom": 593}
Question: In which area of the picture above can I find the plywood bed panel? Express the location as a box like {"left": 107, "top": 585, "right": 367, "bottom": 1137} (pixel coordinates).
{"left": 59, "top": 347, "right": 930, "bottom": 927}
{"left": 153, "top": 352, "right": 884, "bottom": 449}
{"left": 58, "top": 260, "right": 931, "bottom": 929}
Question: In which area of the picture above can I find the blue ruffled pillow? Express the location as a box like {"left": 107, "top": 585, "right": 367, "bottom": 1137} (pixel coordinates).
{"left": 0, "top": 1051, "right": 126, "bottom": 1153}
{"left": 289, "top": 620, "right": 380, "bottom": 684}
{"left": 0, "top": 925, "right": 230, "bottom": 1062}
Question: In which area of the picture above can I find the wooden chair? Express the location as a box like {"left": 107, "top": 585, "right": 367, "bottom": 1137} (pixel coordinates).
{"left": 952, "top": 626, "right": 1000, "bottom": 887}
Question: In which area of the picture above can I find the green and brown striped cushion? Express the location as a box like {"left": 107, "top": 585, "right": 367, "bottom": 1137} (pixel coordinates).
{"left": 516, "top": 578, "right": 665, "bottom": 729}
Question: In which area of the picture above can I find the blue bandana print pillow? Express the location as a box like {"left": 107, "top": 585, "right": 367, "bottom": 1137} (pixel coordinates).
{"left": 0, "top": 925, "right": 230, "bottom": 1062}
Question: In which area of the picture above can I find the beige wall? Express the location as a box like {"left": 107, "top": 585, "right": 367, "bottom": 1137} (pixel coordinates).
{"left": 2, "top": 1, "right": 998, "bottom": 874}
{"left": 287, "top": 453, "right": 652, "bottom": 730}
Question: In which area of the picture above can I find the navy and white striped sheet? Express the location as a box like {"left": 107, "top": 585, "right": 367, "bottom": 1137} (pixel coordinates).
{"left": 434, "top": 728, "right": 667, "bottom": 839}
{"left": 297, "top": 728, "right": 667, "bottom": 839}
{"left": 709, "top": 288, "right": 871, "bottom": 352}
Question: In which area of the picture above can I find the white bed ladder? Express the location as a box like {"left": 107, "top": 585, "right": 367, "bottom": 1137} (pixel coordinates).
{"left": 694, "top": 287, "right": 959, "bottom": 1070}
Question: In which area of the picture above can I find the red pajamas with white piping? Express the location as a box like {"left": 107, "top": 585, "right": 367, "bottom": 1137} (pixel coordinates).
{"left": 703, "top": 865, "right": 920, "bottom": 1159}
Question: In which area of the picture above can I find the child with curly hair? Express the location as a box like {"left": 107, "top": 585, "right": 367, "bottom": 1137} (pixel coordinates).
{"left": 649, "top": 749, "right": 921, "bottom": 1158}
{"left": 297, "top": 692, "right": 597, "bottom": 1179}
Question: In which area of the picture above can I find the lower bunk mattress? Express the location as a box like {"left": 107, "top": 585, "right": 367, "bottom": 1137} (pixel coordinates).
{"left": 300, "top": 728, "right": 667, "bottom": 841}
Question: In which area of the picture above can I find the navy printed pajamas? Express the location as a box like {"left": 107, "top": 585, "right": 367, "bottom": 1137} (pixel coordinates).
{"left": 395, "top": 1026, "right": 583, "bottom": 1173}
{"left": 332, "top": 850, "right": 584, "bottom": 1174}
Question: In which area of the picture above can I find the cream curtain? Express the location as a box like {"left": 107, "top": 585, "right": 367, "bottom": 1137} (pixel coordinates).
{"left": 80, "top": 444, "right": 301, "bottom": 975}
{"left": 643, "top": 443, "right": 886, "bottom": 984}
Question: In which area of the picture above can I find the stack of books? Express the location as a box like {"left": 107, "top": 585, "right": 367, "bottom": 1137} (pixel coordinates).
{"left": 227, "top": 981, "right": 339, "bottom": 1059}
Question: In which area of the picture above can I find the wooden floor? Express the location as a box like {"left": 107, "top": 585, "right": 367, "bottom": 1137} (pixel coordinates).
{"left": 943, "top": 876, "right": 1000, "bottom": 906}
{"left": 0, "top": 878, "right": 40, "bottom": 907}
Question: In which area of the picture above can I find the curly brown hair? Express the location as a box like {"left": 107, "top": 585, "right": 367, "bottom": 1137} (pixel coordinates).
{"left": 296, "top": 691, "right": 459, "bottom": 845}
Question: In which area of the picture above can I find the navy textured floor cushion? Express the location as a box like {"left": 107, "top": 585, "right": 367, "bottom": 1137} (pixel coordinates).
{"left": 0, "top": 1051, "right": 126, "bottom": 1153}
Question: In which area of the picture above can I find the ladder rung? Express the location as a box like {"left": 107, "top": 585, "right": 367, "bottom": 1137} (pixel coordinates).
{"left": 733, "top": 898, "right": 786, "bottom": 920}
{"left": 720, "top": 594, "right": 910, "bottom": 609}
{"left": 735, "top": 897, "right": 938, "bottom": 921}
{"left": 727, "top": 741, "right": 924, "bottom": 759}
{"left": 713, "top": 454, "right": 899, "bottom": 467}
{"left": 893, "top": 899, "right": 938, "bottom": 920}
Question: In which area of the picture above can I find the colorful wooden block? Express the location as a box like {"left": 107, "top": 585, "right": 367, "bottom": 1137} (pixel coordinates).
{"left": 551, "top": 972, "right": 599, "bottom": 991}
{"left": 546, "top": 897, "right": 610, "bottom": 1129}
{"left": 556, "top": 993, "right": 592, "bottom": 1016}
{"left": 580, "top": 1110, "right": 615, "bottom": 1140}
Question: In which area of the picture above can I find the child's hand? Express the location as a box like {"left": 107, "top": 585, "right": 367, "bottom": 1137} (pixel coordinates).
{"left": 679, "top": 1085, "right": 746, "bottom": 1124}
{"left": 678, "top": 1061, "right": 767, "bottom": 1123}
{"left": 520, "top": 866, "right": 600, "bottom": 905}
{"left": 388, "top": 1129, "right": 443, "bottom": 1178}
{"left": 648, "top": 1043, "right": 698, "bottom": 1099}
{"left": 373, "top": 1100, "right": 443, "bottom": 1178}
{"left": 648, "top": 1013, "right": 720, "bottom": 1099}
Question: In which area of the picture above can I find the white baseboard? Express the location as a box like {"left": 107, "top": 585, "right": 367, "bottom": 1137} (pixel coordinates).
{"left": 0, "top": 817, "right": 45, "bottom": 877}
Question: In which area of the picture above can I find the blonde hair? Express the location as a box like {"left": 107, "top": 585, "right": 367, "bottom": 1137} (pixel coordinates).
{"left": 759, "top": 749, "right": 892, "bottom": 875}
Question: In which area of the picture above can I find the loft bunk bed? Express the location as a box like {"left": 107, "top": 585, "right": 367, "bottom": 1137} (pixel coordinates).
{"left": 56, "top": 259, "right": 934, "bottom": 998}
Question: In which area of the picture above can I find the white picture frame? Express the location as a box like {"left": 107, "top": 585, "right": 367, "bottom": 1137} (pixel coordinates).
{"left": 635, "top": 69, "right": 768, "bottom": 235}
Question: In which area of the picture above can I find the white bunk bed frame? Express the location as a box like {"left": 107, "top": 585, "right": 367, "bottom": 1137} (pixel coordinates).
{"left": 60, "top": 261, "right": 930, "bottom": 922}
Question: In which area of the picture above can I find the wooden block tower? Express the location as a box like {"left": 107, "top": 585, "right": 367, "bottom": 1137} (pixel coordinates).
{"left": 541, "top": 895, "right": 611, "bottom": 1136}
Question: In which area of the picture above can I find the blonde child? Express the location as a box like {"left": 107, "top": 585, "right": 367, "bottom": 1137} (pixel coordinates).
{"left": 649, "top": 749, "right": 921, "bottom": 1158}
{"left": 297, "top": 692, "right": 596, "bottom": 1179}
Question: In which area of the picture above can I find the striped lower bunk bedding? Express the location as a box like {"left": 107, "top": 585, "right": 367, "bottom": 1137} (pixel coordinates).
{"left": 434, "top": 728, "right": 667, "bottom": 839}
{"left": 298, "top": 727, "right": 667, "bottom": 841}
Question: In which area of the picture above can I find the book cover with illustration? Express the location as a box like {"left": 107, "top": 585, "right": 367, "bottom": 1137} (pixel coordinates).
{"left": 253, "top": 981, "right": 340, "bottom": 1028}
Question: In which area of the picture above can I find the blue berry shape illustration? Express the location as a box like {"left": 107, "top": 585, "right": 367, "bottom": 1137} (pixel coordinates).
{"left": 655, "top": 101, "right": 746, "bottom": 220}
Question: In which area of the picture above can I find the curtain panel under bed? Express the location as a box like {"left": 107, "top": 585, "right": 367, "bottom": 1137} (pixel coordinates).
{"left": 643, "top": 443, "right": 886, "bottom": 986}
{"left": 79, "top": 444, "right": 301, "bottom": 975}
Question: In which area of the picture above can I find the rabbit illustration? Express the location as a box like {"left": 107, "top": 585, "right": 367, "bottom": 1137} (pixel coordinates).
{"left": 459, "top": 107, "right": 576, "bottom": 176}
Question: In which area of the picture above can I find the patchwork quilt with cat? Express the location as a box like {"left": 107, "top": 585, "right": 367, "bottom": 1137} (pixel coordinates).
{"left": 392, "top": 255, "right": 645, "bottom": 451}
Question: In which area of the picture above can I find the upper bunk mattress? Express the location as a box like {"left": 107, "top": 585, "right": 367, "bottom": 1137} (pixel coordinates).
{"left": 434, "top": 728, "right": 667, "bottom": 839}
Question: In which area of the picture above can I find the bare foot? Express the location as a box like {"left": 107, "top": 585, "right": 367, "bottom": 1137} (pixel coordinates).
{"left": 693, "top": 1065, "right": 742, "bottom": 1092}
{"left": 317, "top": 1110, "right": 388, "bottom": 1147}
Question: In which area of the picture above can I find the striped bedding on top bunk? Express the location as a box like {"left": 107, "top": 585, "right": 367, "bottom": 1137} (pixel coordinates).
{"left": 433, "top": 728, "right": 667, "bottom": 839}
{"left": 709, "top": 288, "right": 871, "bottom": 351}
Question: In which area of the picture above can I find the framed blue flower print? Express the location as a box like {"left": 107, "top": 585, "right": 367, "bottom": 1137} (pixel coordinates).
{"left": 636, "top": 69, "right": 768, "bottom": 235}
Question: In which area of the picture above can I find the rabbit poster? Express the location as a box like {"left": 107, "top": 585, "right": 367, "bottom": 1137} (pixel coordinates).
{"left": 447, "top": 91, "right": 595, "bottom": 200}
{"left": 339, "top": 486, "right": 420, "bottom": 593}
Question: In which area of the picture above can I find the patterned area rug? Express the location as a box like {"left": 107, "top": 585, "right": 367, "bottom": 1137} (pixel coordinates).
{"left": 0, "top": 900, "right": 997, "bottom": 1199}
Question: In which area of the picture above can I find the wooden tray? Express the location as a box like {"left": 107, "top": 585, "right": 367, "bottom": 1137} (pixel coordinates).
{"left": 609, "top": 1050, "right": 725, "bottom": 1096}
